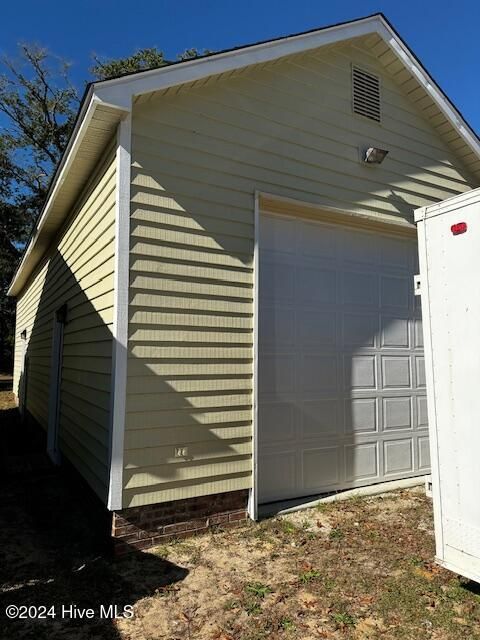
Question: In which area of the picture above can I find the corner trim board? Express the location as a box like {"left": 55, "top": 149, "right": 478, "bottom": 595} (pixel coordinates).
{"left": 248, "top": 191, "right": 260, "bottom": 521}
{"left": 108, "top": 113, "right": 131, "bottom": 511}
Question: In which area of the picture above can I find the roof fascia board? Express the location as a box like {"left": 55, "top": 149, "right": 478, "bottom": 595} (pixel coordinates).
{"left": 94, "top": 15, "right": 379, "bottom": 107}
{"left": 376, "top": 18, "right": 480, "bottom": 161}
{"left": 7, "top": 94, "right": 130, "bottom": 296}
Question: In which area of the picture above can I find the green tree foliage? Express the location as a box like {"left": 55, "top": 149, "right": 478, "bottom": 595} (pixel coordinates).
{"left": 90, "top": 47, "right": 167, "bottom": 80}
{"left": 0, "top": 43, "right": 209, "bottom": 371}
{"left": 0, "top": 45, "right": 79, "bottom": 210}
{"left": 0, "top": 45, "right": 79, "bottom": 370}
{"left": 177, "top": 48, "right": 211, "bottom": 61}
{"left": 0, "top": 138, "right": 25, "bottom": 368}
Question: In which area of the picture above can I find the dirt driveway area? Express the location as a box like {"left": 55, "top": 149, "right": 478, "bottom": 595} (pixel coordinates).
{"left": 1, "top": 389, "right": 480, "bottom": 639}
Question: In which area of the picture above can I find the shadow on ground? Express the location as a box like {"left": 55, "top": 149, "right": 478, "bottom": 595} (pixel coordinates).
{"left": 0, "top": 378, "right": 12, "bottom": 392}
{"left": 0, "top": 391, "right": 188, "bottom": 639}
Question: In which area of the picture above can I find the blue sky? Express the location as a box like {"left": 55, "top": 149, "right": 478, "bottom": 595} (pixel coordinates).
{"left": 0, "top": 0, "right": 478, "bottom": 131}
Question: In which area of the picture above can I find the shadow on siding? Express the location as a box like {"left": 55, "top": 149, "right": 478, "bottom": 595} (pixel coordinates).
{"left": 17, "top": 244, "right": 246, "bottom": 511}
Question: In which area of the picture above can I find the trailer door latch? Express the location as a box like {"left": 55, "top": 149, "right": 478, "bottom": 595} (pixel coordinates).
{"left": 414, "top": 274, "right": 421, "bottom": 296}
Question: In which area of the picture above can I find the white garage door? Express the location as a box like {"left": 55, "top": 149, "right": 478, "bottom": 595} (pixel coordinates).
{"left": 258, "top": 212, "right": 429, "bottom": 503}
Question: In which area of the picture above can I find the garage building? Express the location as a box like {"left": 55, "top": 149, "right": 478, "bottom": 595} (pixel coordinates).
{"left": 8, "top": 14, "right": 480, "bottom": 551}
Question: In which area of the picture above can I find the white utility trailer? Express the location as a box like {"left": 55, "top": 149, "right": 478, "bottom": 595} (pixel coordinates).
{"left": 415, "top": 187, "right": 480, "bottom": 583}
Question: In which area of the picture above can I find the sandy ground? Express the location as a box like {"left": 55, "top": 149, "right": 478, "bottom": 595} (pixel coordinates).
{"left": 1, "top": 389, "right": 480, "bottom": 639}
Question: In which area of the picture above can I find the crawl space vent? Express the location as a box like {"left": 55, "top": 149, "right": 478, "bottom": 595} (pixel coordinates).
{"left": 352, "top": 66, "right": 381, "bottom": 123}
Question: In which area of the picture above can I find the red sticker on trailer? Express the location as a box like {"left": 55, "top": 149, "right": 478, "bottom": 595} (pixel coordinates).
{"left": 451, "top": 222, "right": 467, "bottom": 235}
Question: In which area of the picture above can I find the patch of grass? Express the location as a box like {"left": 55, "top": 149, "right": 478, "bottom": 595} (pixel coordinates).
{"left": 315, "top": 502, "right": 331, "bottom": 513}
{"left": 444, "top": 579, "right": 478, "bottom": 603}
{"left": 323, "top": 576, "right": 336, "bottom": 591}
{"left": 299, "top": 569, "right": 320, "bottom": 584}
{"left": 279, "top": 520, "right": 298, "bottom": 535}
{"left": 280, "top": 616, "right": 295, "bottom": 631}
{"left": 151, "top": 544, "right": 170, "bottom": 559}
{"left": 244, "top": 599, "right": 262, "bottom": 616}
{"left": 329, "top": 527, "right": 344, "bottom": 541}
{"left": 169, "top": 538, "right": 195, "bottom": 549}
{"left": 348, "top": 494, "right": 366, "bottom": 506}
{"left": 406, "top": 555, "right": 424, "bottom": 567}
{"left": 245, "top": 582, "right": 273, "bottom": 598}
{"left": 209, "top": 524, "right": 227, "bottom": 537}
{"left": 187, "top": 547, "right": 202, "bottom": 566}
{"left": 223, "top": 598, "right": 239, "bottom": 611}
{"left": 376, "top": 571, "right": 469, "bottom": 636}
{"left": 247, "top": 521, "right": 275, "bottom": 543}
{"left": 331, "top": 611, "right": 356, "bottom": 628}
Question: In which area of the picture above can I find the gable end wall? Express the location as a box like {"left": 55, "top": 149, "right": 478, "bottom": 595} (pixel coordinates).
{"left": 124, "top": 39, "right": 478, "bottom": 508}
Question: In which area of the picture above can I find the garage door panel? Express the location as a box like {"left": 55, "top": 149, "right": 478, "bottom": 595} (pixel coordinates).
{"left": 298, "top": 221, "right": 337, "bottom": 260}
{"left": 299, "top": 355, "right": 338, "bottom": 393}
{"left": 258, "top": 212, "right": 427, "bottom": 503}
{"left": 414, "top": 318, "right": 424, "bottom": 348}
{"left": 380, "top": 275, "right": 410, "bottom": 309}
{"left": 418, "top": 435, "right": 431, "bottom": 470}
{"left": 345, "top": 442, "right": 379, "bottom": 482}
{"left": 416, "top": 396, "right": 428, "bottom": 428}
{"left": 343, "top": 229, "right": 380, "bottom": 265}
{"left": 300, "top": 398, "right": 339, "bottom": 438}
{"left": 415, "top": 356, "right": 426, "bottom": 387}
{"left": 343, "top": 313, "right": 378, "bottom": 348}
{"left": 260, "top": 214, "right": 296, "bottom": 254}
{"left": 259, "top": 307, "right": 295, "bottom": 350}
{"left": 259, "top": 451, "right": 297, "bottom": 501}
{"left": 302, "top": 447, "right": 340, "bottom": 491}
{"left": 297, "top": 310, "right": 337, "bottom": 347}
{"left": 260, "top": 261, "right": 295, "bottom": 303}
{"left": 381, "top": 316, "right": 410, "bottom": 348}
{"left": 343, "top": 271, "right": 378, "bottom": 307}
{"left": 346, "top": 355, "right": 377, "bottom": 390}
{"left": 297, "top": 266, "right": 337, "bottom": 305}
{"left": 381, "top": 356, "right": 411, "bottom": 388}
{"left": 345, "top": 398, "right": 378, "bottom": 434}
{"left": 259, "top": 401, "right": 296, "bottom": 445}
{"left": 380, "top": 236, "right": 414, "bottom": 269}
{"left": 382, "top": 396, "right": 413, "bottom": 431}
{"left": 259, "top": 353, "right": 295, "bottom": 395}
{"left": 384, "top": 438, "right": 414, "bottom": 475}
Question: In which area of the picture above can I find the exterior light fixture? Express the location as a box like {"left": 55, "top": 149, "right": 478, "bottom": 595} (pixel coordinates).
{"left": 363, "top": 147, "right": 389, "bottom": 164}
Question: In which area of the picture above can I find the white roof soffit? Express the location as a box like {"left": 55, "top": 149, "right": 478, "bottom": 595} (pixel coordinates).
{"left": 8, "top": 94, "right": 128, "bottom": 296}
{"left": 9, "top": 13, "right": 480, "bottom": 296}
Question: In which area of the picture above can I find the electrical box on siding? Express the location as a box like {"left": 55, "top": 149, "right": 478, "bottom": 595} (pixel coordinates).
{"left": 415, "top": 186, "right": 480, "bottom": 583}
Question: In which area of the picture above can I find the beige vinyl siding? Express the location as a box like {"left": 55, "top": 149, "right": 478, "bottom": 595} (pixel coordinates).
{"left": 124, "top": 37, "right": 478, "bottom": 508}
{"left": 13, "top": 142, "right": 116, "bottom": 502}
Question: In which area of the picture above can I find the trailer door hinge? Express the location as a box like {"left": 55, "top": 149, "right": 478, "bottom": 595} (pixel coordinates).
{"left": 414, "top": 274, "right": 421, "bottom": 296}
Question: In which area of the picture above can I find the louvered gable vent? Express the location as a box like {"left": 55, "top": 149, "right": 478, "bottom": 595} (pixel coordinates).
{"left": 352, "top": 66, "right": 381, "bottom": 123}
